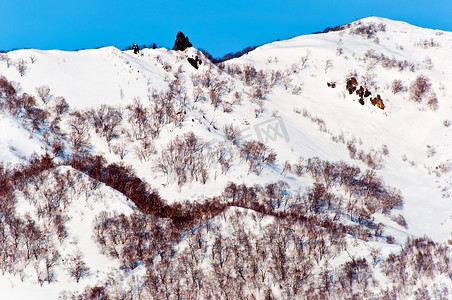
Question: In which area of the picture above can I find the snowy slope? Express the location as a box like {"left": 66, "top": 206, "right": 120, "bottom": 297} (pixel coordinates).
{"left": 1, "top": 17, "right": 452, "bottom": 298}
{"left": 224, "top": 17, "right": 452, "bottom": 242}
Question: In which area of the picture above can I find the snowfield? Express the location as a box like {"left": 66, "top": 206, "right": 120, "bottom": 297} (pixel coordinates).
{"left": 0, "top": 17, "right": 451, "bottom": 299}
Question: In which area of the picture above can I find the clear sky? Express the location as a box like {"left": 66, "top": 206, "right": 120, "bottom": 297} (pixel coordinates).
{"left": 1, "top": 0, "right": 452, "bottom": 57}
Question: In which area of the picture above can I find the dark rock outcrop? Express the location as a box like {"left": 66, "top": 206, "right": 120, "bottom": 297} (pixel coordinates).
{"left": 132, "top": 44, "right": 140, "bottom": 54}
{"left": 346, "top": 77, "right": 358, "bottom": 94}
{"left": 173, "top": 32, "right": 193, "bottom": 51}
{"left": 187, "top": 56, "right": 202, "bottom": 69}
{"left": 327, "top": 82, "right": 336, "bottom": 88}
{"left": 370, "top": 94, "right": 385, "bottom": 109}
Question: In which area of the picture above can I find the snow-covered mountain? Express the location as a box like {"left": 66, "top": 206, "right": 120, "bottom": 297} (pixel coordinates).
{"left": 1, "top": 17, "right": 451, "bottom": 299}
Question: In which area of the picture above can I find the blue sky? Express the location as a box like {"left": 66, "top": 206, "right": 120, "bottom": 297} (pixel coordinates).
{"left": 1, "top": 0, "right": 452, "bottom": 57}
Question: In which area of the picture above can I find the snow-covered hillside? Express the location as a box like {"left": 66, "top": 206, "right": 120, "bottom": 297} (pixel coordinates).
{"left": 1, "top": 17, "right": 451, "bottom": 299}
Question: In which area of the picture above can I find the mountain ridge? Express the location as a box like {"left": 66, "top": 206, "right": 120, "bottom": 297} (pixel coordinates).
{"left": 1, "top": 17, "right": 451, "bottom": 298}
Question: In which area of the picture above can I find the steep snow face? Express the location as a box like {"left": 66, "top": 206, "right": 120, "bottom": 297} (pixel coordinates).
{"left": 1, "top": 47, "right": 201, "bottom": 109}
{"left": 225, "top": 17, "right": 452, "bottom": 242}
{"left": 1, "top": 17, "right": 452, "bottom": 298}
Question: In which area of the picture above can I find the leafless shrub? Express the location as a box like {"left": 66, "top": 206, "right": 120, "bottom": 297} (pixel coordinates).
{"left": 250, "top": 86, "right": 265, "bottom": 102}
{"left": 254, "top": 100, "right": 264, "bottom": 117}
{"left": 331, "top": 132, "right": 345, "bottom": 144}
{"left": 385, "top": 235, "right": 395, "bottom": 244}
{"left": 0, "top": 53, "right": 12, "bottom": 68}
{"left": 30, "top": 54, "right": 37, "bottom": 64}
{"left": 427, "top": 93, "right": 438, "bottom": 110}
{"left": 222, "top": 101, "right": 233, "bottom": 113}
{"left": 90, "top": 105, "right": 123, "bottom": 144}
{"left": 347, "top": 141, "right": 357, "bottom": 159}
{"left": 134, "top": 139, "right": 155, "bottom": 162}
{"left": 282, "top": 77, "right": 292, "bottom": 90}
{"left": 204, "top": 76, "right": 228, "bottom": 108}
{"left": 269, "top": 70, "right": 282, "bottom": 87}
{"left": 281, "top": 160, "right": 292, "bottom": 176}
{"left": 66, "top": 250, "right": 90, "bottom": 283}
{"left": 126, "top": 98, "right": 154, "bottom": 140}
{"left": 443, "top": 119, "right": 451, "bottom": 127}
{"left": 291, "top": 84, "right": 303, "bottom": 95}
{"left": 52, "top": 96, "right": 69, "bottom": 116}
{"left": 390, "top": 214, "right": 408, "bottom": 228}
{"left": 111, "top": 140, "right": 128, "bottom": 159}
{"left": 423, "top": 56, "right": 434, "bottom": 70}
{"left": 324, "top": 59, "right": 333, "bottom": 73}
{"left": 287, "top": 63, "right": 298, "bottom": 74}
{"left": 410, "top": 75, "right": 431, "bottom": 103}
{"left": 224, "top": 124, "right": 241, "bottom": 144}
{"left": 301, "top": 51, "right": 310, "bottom": 69}
{"left": 223, "top": 63, "right": 242, "bottom": 76}
{"left": 242, "top": 64, "right": 257, "bottom": 86}
{"left": 365, "top": 151, "right": 385, "bottom": 170}
{"left": 427, "top": 145, "right": 436, "bottom": 158}
{"left": 190, "top": 72, "right": 202, "bottom": 87}
{"left": 293, "top": 157, "right": 305, "bottom": 176}
{"left": 28, "top": 106, "right": 49, "bottom": 132}
{"left": 162, "top": 62, "right": 172, "bottom": 72}
{"left": 350, "top": 22, "right": 386, "bottom": 39}
{"left": 193, "top": 86, "right": 204, "bottom": 102}
{"left": 437, "top": 162, "right": 452, "bottom": 174}
{"left": 365, "top": 51, "right": 416, "bottom": 72}
{"left": 68, "top": 111, "right": 91, "bottom": 155}
{"left": 360, "top": 73, "right": 377, "bottom": 90}
{"left": 391, "top": 79, "right": 404, "bottom": 94}
{"left": 416, "top": 39, "right": 440, "bottom": 48}
{"left": 36, "top": 85, "right": 51, "bottom": 104}
{"left": 231, "top": 91, "right": 242, "bottom": 105}
{"left": 15, "top": 59, "right": 28, "bottom": 76}
{"left": 240, "top": 140, "right": 276, "bottom": 174}
{"left": 380, "top": 144, "right": 389, "bottom": 156}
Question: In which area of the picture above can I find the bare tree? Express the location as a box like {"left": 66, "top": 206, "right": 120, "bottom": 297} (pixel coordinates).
{"left": 36, "top": 85, "right": 51, "bottom": 104}
{"left": 52, "top": 96, "right": 69, "bottom": 116}
{"left": 292, "top": 84, "right": 303, "bottom": 95}
{"left": 324, "top": 59, "right": 333, "bottom": 73}
{"left": 15, "top": 59, "right": 28, "bottom": 76}
{"left": 134, "top": 139, "right": 155, "bottom": 162}
{"left": 301, "top": 51, "right": 310, "bottom": 69}
{"left": 0, "top": 54, "right": 12, "bottom": 68}
{"left": 282, "top": 77, "right": 292, "bottom": 90}
{"left": 241, "top": 140, "right": 276, "bottom": 174}
{"left": 42, "top": 243, "right": 60, "bottom": 284}
{"left": 29, "top": 107, "right": 49, "bottom": 132}
{"left": 68, "top": 111, "right": 91, "bottom": 155}
{"left": 112, "top": 139, "right": 129, "bottom": 159}
{"left": 193, "top": 86, "right": 204, "bottom": 102}
{"left": 224, "top": 124, "right": 241, "bottom": 145}
{"left": 410, "top": 75, "right": 431, "bottom": 103}
{"left": 91, "top": 105, "right": 123, "bottom": 144}
{"left": 66, "top": 249, "right": 90, "bottom": 283}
